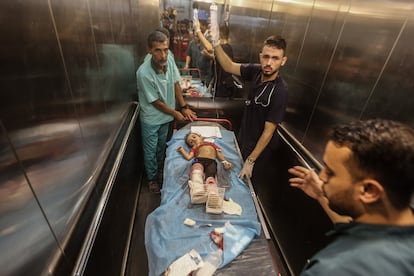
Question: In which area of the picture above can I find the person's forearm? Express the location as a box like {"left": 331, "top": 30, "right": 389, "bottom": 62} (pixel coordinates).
{"left": 185, "top": 56, "right": 191, "bottom": 68}
{"left": 195, "top": 30, "right": 240, "bottom": 76}
{"left": 174, "top": 82, "right": 186, "bottom": 108}
{"left": 205, "top": 50, "right": 214, "bottom": 60}
{"left": 195, "top": 30, "right": 213, "bottom": 52}
{"left": 178, "top": 148, "right": 193, "bottom": 160}
{"left": 318, "top": 196, "right": 353, "bottom": 223}
{"left": 152, "top": 99, "right": 180, "bottom": 117}
{"left": 216, "top": 151, "right": 226, "bottom": 162}
{"left": 248, "top": 122, "right": 277, "bottom": 161}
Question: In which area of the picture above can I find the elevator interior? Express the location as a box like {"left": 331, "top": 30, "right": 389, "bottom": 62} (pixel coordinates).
{"left": 1, "top": 0, "right": 414, "bottom": 275}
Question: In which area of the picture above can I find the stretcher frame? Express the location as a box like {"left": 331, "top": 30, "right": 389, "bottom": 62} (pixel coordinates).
{"left": 145, "top": 118, "right": 277, "bottom": 275}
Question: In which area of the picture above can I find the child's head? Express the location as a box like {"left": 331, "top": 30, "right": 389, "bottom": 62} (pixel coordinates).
{"left": 185, "top": 132, "right": 203, "bottom": 147}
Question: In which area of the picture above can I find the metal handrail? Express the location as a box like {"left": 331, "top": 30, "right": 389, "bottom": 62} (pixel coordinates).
{"left": 72, "top": 103, "right": 139, "bottom": 276}
{"left": 277, "top": 124, "right": 323, "bottom": 171}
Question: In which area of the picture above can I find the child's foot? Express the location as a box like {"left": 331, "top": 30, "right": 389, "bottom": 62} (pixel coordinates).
{"left": 205, "top": 176, "right": 217, "bottom": 187}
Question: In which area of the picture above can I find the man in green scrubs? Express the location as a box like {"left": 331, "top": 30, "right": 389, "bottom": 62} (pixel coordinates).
{"left": 137, "top": 31, "right": 196, "bottom": 193}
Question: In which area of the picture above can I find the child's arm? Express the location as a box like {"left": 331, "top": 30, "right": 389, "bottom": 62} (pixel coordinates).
{"left": 177, "top": 146, "right": 194, "bottom": 160}
{"left": 216, "top": 150, "right": 232, "bottom": 170}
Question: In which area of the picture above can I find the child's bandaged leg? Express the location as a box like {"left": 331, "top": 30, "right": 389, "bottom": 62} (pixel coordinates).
{"left": 206, "top": 187, "right": 225, "bottom": 214}
{"left": 189, "top": 180, "right": 207, "bottom": 204}
{"left": 189, "top": 163, "right": 208, "bottom": 204}
{"left": 190, "top": 163, "right": 205, "bottom": 182}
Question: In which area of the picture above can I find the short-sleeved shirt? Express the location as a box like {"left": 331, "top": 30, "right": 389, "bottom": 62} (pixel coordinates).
{"left": 136, "top": 55, "right": 180, "bottom": 125}
{"left": 172, "top": 33, "right": 190, "bottom": 62}
{"left": 238, "top": 64, "right": 288, "bottom": 152}
{"left": 186, "top": 40, "right": 211, "bottom": 81}
{"left": 301, "top": 222, "right": 414, "bottom": 276}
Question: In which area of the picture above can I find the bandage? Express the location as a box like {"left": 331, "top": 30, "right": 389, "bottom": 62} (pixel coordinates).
{"left": 184, "top": 218, "right": 196, "bottom": 226}
{"left": 223, "top": 198, "right": 242, "bottom": 216}
{"left": 165, "top": 249, "right": 204, "bottom": 276}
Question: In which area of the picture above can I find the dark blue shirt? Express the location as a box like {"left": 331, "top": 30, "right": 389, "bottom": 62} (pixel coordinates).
{"left": 301, "top": 222, "right": 414, "bottom": 276}
{"left": 238, "top": 64, "right": 288, "bottom": 155}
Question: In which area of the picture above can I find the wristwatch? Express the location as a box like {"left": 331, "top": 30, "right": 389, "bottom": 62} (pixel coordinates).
{"left": 247, "top": 156, "right": 255, "bottom": 165}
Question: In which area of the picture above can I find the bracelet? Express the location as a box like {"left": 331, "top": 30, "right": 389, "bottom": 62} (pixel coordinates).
{"left": 180, "top": 104, "right": 189, "bottom": 110}
{"left": 247, "top": 157, "right": 255, "bottom": 165}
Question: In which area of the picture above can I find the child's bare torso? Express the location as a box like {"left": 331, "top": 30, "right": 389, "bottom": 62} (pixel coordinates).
{"left": 197, "top": 144, "right": 217, "bottom": 160}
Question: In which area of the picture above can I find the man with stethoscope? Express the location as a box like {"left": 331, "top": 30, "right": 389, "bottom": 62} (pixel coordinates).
{"left": 193, "top": 3, "right": 288, "bottom": 181}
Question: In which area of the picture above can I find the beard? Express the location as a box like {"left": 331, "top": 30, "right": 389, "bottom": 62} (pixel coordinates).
{"left": 159, "top": 59, "right": 167, "bottom": 66}
{"left": 323, "top": 186, "right": 360, "bottom": 218}
{"left": 262, "top": 66, "right": 277, "bottom": 76}
{"left": 153, "top": 59, "right": 167, "bottom": 69}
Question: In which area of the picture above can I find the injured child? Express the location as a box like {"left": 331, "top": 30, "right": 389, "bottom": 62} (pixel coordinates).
{"left": 177, "top": 132, "right": 232, "bottom": 204}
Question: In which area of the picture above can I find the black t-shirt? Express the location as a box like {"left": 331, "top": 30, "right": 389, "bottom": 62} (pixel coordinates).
{"left": 238, "top": 64, "right": 288, "bottom": 154}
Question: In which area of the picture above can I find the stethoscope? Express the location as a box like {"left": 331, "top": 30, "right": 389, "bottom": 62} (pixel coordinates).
{"left": 245, "top": 81, "right": 277, "bottom": 107}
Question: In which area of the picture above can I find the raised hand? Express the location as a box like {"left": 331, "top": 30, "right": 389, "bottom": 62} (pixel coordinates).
{"left": 288, "top": 166, "right": 324, "bottom": 200}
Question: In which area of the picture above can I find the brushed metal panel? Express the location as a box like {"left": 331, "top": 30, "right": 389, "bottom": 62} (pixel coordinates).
{"left": 273, "top": 0, "right": 341, "bottom": 143}
{"left": 362, "top": 11, "right": 414, "bottom": 123}
{"left": 300, "top": 0, "right": 413, "bottom": 159}
{"left": 226, "top": 0, "right": 274, "bottom": 62}
{"left": 0, "top": 121, "right": 61, "bottom": 275}
{"left": 0, "top": 0, "right": 160, "bottom": 274}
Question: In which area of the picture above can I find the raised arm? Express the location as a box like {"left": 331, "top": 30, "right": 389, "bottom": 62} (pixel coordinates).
{"left": 288, "top": 166, "right": 352, "bottom": 224}
{"left": 193, "top": 9, "right": 241, "bottom": 76}
{"left": 213, "top": 45, "right": 241, "bottom": 76}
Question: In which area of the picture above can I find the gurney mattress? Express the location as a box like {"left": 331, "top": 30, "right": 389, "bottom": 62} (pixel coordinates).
{"left": 145, "top": 126, "right": 261, "bottom": 276}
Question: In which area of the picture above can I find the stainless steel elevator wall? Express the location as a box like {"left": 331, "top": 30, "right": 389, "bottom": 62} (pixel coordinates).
{"left": 215, "top": 1, "right": 414, "bottom": 274}
{"left": 1, "top": 0, "right": 414, "bottom": 275}
{"left": 0, "top": 0, "right": 158, "bottom": 275}
{"left": 224, "top": 0, "right": 414, "bottom": 160}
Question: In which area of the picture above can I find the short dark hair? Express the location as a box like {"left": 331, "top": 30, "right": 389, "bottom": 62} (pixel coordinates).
{"left": 147, "top": 31, "right": 168, "bottom": 48}
{"left": 263, "top": 35, "right": 287, "bottom": 56}
{"left": 155, "top": 27, "right": 170, "bottom": 39}
{"left": 329, "top": 119, "right": 414, "bottom": 209}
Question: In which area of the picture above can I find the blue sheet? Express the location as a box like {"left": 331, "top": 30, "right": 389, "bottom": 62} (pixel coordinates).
{"left": 145, "top": 127, "right": 261, "bottom": 276}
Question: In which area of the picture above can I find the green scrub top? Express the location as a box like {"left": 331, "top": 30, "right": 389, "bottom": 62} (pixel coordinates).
{"left": 137, "top": 52, "right": 181, "bottom": 125}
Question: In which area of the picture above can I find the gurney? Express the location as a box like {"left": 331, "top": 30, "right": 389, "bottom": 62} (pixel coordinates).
{"left": 179, "top": 68, "right": 211, "bottom": 97}
{"left": 145, "top": 119, "right": 276, "bottom": 276}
